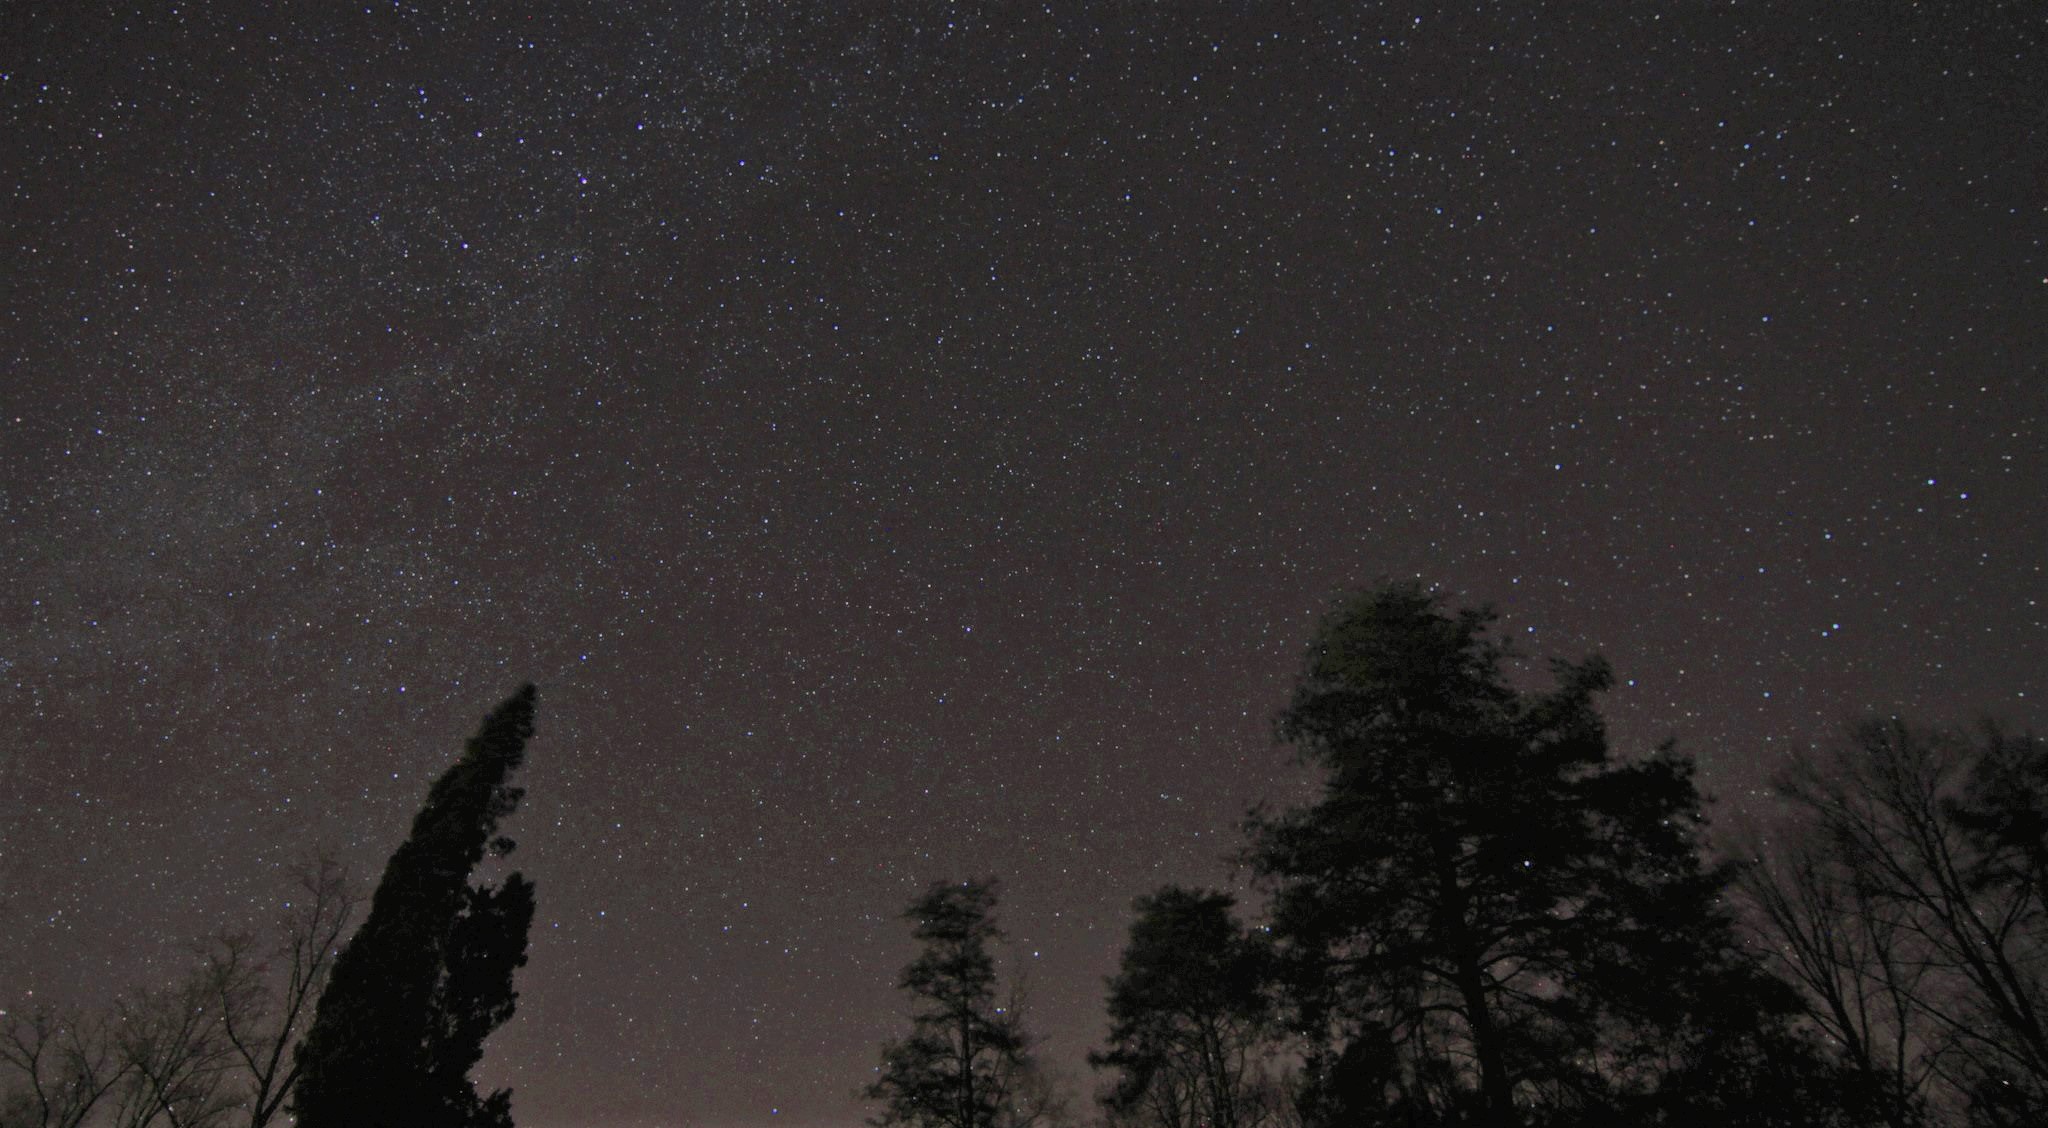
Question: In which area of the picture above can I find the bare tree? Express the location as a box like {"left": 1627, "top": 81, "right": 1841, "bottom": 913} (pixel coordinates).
{"left": 197, "top": 857, "right": 356, "bottom": 1128}
{"left": 3, "top": 855, "right": 357, "bottom": 1128}
{"left": 1751, "top": 719, "right": 2048, "bottom": 1125}
{"left": 1739, "top": 825, "right": 1939, "bottom": 1126}
{"left": 0, "top": 1008, "right": 127, "bottom": 1128}
{"left": 108, "top": 981, "right": 235, "bottom": 1128}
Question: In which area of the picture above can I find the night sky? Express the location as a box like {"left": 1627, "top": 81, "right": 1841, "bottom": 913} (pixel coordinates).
{"left": 2, "top": 4, "right": 2042, "bottom": 1127}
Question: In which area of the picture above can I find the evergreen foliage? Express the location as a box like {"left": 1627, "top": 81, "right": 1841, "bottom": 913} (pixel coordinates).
{"left": 868, "top": 880, "right": 1040, "bottom": 1128}
{"left": 292, "top": 685, "right": 538, "bottom": 1128}
{"left": 1244, "top": 583, "right": 1837, "bottom": 1126}
{"left": 1092, "top": 887, "right": 1278, "bottom": 1128}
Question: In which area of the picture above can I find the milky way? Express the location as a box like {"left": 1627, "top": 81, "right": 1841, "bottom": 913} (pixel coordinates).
{"left": 3, "top": 6, "right": 2041, "bottom": 1128}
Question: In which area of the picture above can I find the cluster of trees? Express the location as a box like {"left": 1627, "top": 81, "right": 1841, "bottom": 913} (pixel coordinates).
{"left": 3, "top": 686, "right": 541, "bottom": 1128}
{"left": 8, "top": 586, "right": 2040, "bottom": 1128}
{"left": 867, "top": 584, "right": 2043, "bottom": 1128}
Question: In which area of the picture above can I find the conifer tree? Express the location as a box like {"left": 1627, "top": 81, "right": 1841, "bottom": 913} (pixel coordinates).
{"left": 1093, "top": 887, "right": 1278, "bottom": 1128}
{"left": 868, "top": 879, "right": 1043, "bottom": 1128}
{"left": 293, "top": 685, "right": 538, "bottom": 1128}
{"left": 1248, "top": 585, "right": 1840, "bottom": 1126}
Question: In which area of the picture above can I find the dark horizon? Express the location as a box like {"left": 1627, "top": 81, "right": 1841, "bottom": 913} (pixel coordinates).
{"left": 2, "top": 4, "right": 2041, "bottom": 1127}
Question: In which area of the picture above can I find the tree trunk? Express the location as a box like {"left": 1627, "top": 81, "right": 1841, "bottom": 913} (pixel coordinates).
{"left": 1437, "top": 842, "right": 1515, "bottom": 1127}
{"left": 1454, "top": 950, "right": 1515, "bottom": 1127}
{"left": 960, "top": 1007, "right": 975, "bottom": 1128}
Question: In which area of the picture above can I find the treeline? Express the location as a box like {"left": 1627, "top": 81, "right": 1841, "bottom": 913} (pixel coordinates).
{"left": 868, "top": 585, "right": 2045, "bottom": 1128}
{"left": 4, "top": 587, "right": 2041, "bottom": 1128}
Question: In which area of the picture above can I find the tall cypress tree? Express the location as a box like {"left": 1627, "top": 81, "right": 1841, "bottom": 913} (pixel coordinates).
{"left": 293, "top": 685, "right": 539, "bottom": 1128}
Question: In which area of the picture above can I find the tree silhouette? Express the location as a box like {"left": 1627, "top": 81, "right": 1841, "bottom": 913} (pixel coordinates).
{"left": 1092, "top": 887, "right": 1279, "bottom": 1128}
{"left": 867, "top": 879, "right": 1046, "bottom": 1128}
{"left": 199, "top": 856, "right": 358, "bottom": 1128}
{"left": 2, "top": 858, "right": 359, "bottom": 1128}
{"left": 1738, "top": 811, "right": 1938, "bottom": 1126}
{"left": 1751, "top": 719, "right": 2048, "bottom": 1125}
{"left": 292, "top": 685, "right": 538, "bottom": 1128}
{"left": 0, "top": 1008, "right": 125, "bottom": 1128}
{"left": 109, "top": 979, "right": 236, "bottom": 1128}
{"left": 1246, "top": 583, "right": 1837, "bottom": 1126}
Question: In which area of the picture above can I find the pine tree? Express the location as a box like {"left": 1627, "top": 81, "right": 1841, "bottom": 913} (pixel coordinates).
{"left": 292, "top": 686, "right": 538, "bottom": 1128}
{"left": 867, "top": 879, "right": 1043, "bottom": 1128}
{"left": 1092, "top": 887, "right": 1278, "bottom": 1128}
{"left": 1247, "top": 584, "right": 1837, "bottom": 1127}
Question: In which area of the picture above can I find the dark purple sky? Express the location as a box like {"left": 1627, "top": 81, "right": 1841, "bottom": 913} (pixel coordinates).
{"left": 3, "top": 5, "right": 2041, "bottom": 1128}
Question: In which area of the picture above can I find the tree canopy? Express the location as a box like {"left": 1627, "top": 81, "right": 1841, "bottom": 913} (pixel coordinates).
{"left": 1245, "top": 583, "right": 1831, "bottom": 1126}
{"left": 1092, "top": 887, "right": 1278, "bottom": 1128}
{"left": 292, "top": 685, "right": 539, "bottom": 1128}
{"left": 868, "top": 879, "right": 1045, "bottom": 1128}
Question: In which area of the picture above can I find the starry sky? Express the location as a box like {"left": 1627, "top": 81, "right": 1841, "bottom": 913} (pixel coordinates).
{"left": 2, "top": 3, "right": 2042, "bottom": 1127}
